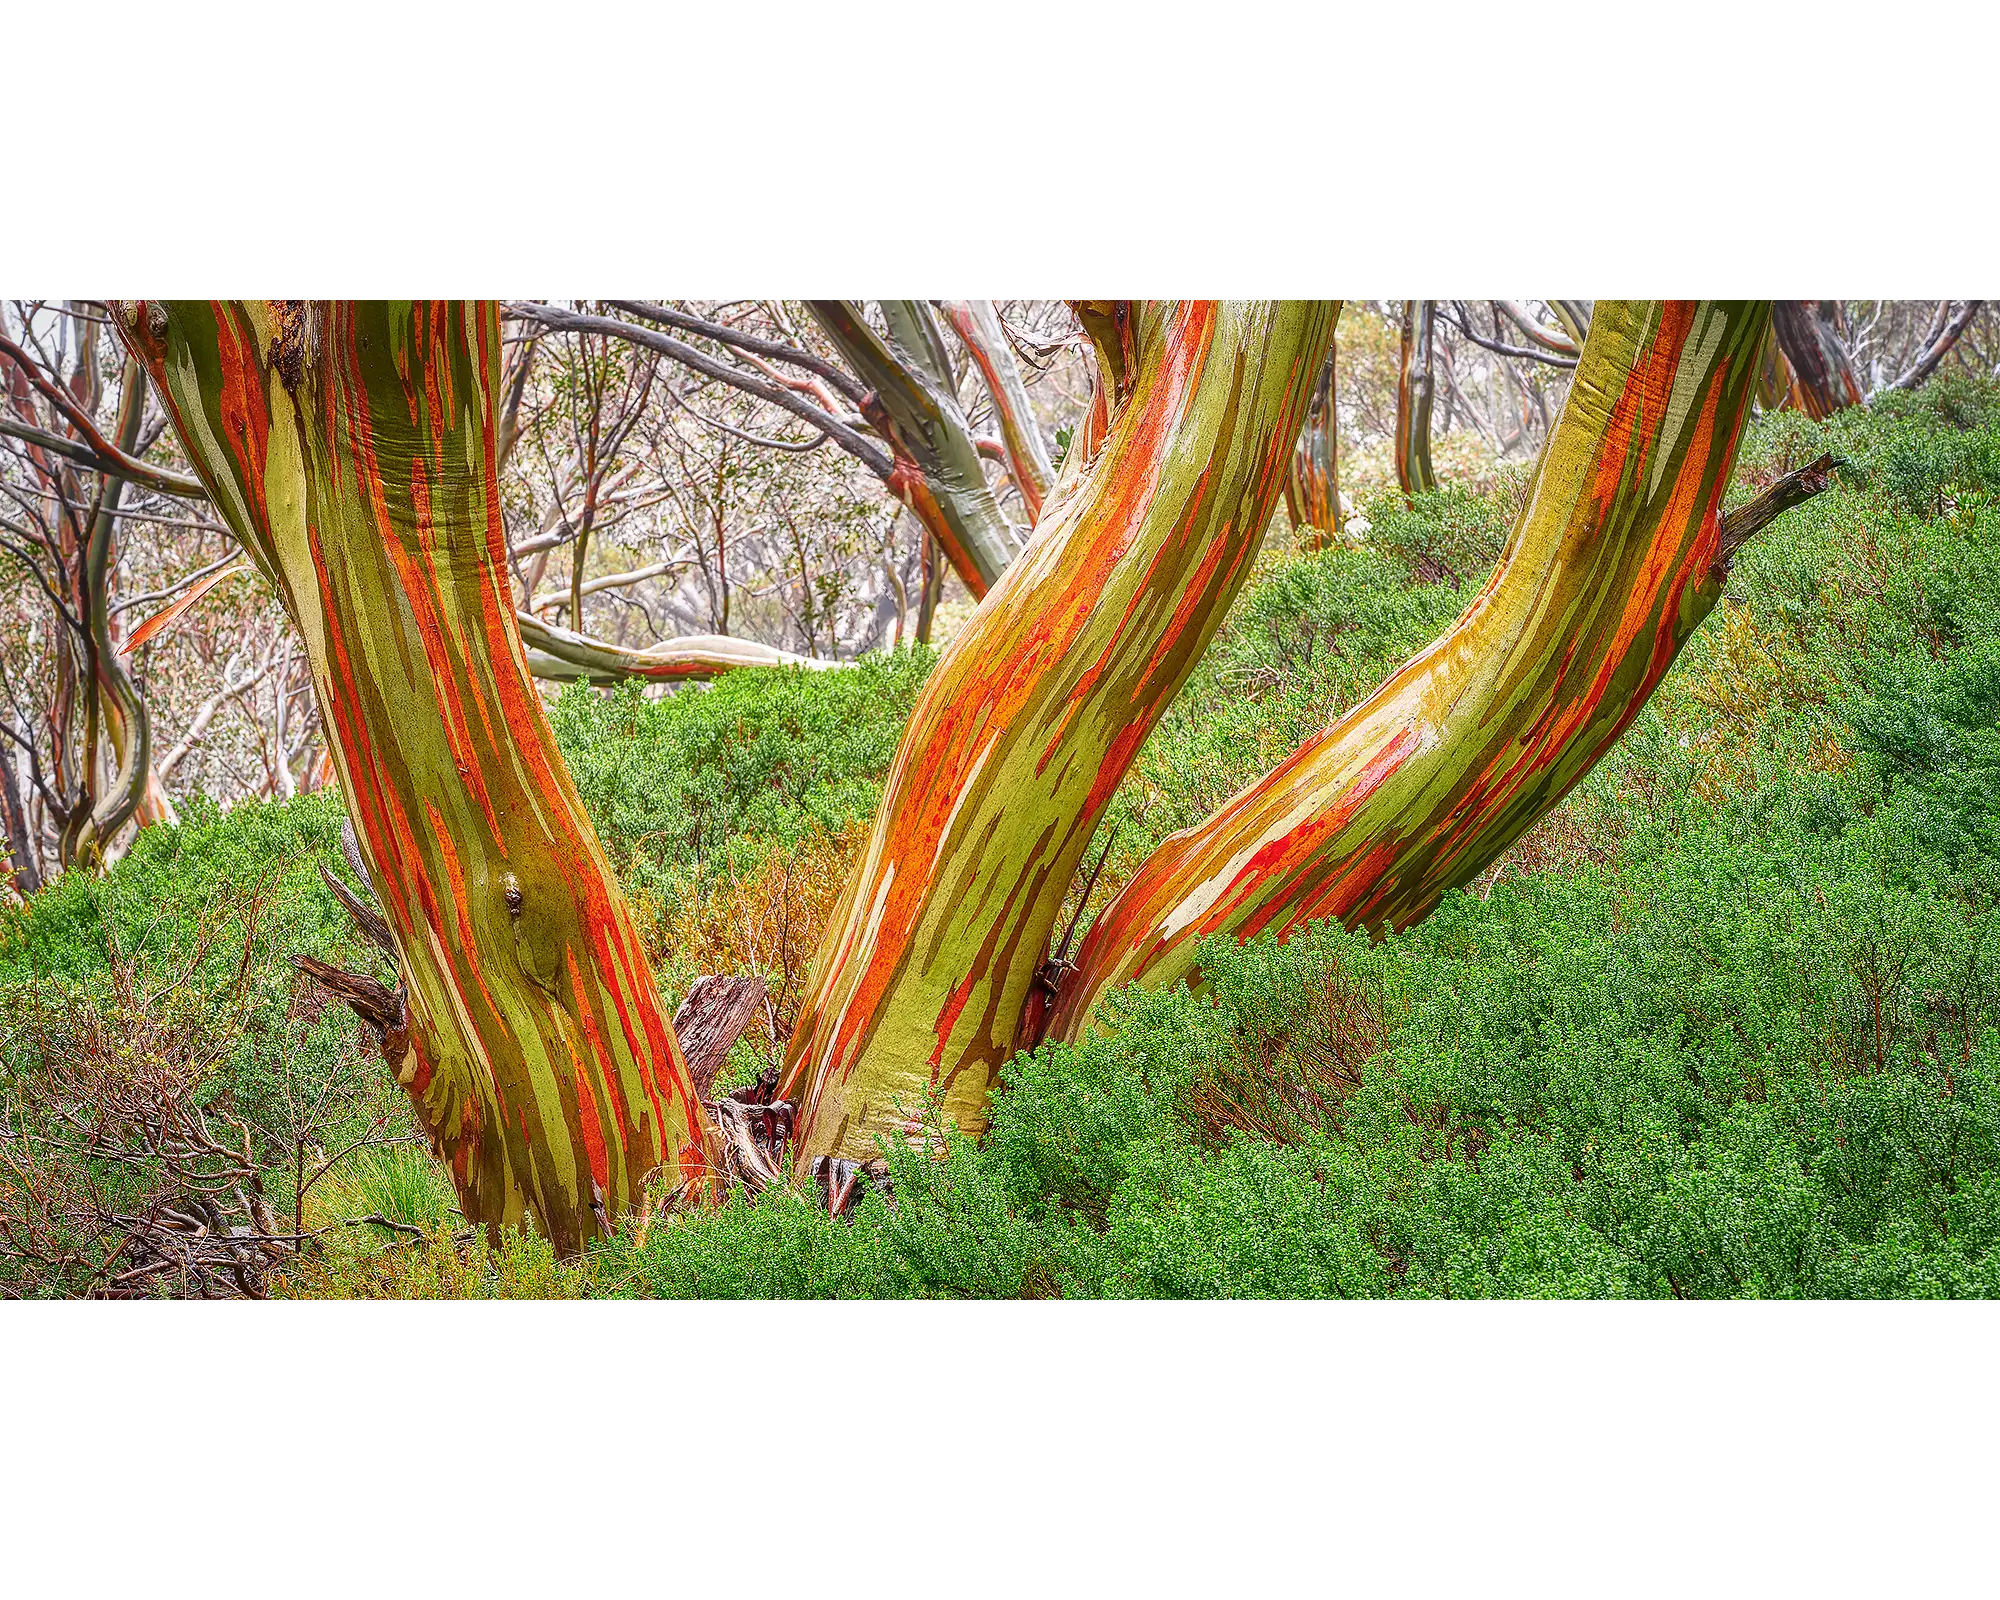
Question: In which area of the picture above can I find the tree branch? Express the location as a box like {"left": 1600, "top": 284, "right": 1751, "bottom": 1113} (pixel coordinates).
{"left": 515, "top": 610, "right": 844, "bottom": 683}
{"left": 1713, "top": 453, "right": 1838, "bottom": 576}
{"left": 606, "top": 301, "right": 869, "bottom": 405}
{"left": 1887, "top": 301, "right": 1984, "bottom": 393}
{"left": 0, "top": 413, "right": 209, "bottom": 500}
{"left": 1493, "top": 301, "right": 1579, "bottom": 356}
{"left": 1442, "top": 304, "right": 1579, "bottom": 369}
{"left": 505, "top": 302, "right": 891, "bottom": 478}
{"left": 0, "top": 330, "right": 209, "bottom": 500}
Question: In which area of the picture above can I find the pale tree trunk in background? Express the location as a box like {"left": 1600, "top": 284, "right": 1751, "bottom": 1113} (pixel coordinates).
{"left": 1395, "top": 299, "right": 1438, "bottom": 497}
{"left": 1048, "top": 301, "right": 1813, "bottom": 1037}
{"left": 0, "top": 744, "right": 39, "bottom": 897}
{"left": 1886, "top": 300, "right": 1984, "bottom": 392}
{"left": 116, "top": 299, "right": 716, "bottom": 1251}
{"left": 64, "top": 357, "right": 154, "bottom": 867}
{"left": 1286, "top": 314, "right": 1345, "bottom": 546}
{"left": 940, "top": 299, "right": 1055, "bottom": 522}
{"left": 1772, "top": 300, "right": 1863, "bottom": 419}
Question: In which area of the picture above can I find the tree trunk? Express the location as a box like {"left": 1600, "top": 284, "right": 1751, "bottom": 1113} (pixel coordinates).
{"left": 806, "top": 301, "right": 1019, "bottom": 598}
{"left": 114, "top": 300, "right": 715, "bottom": 1251}
{"left": 1395, "top": 299, "right": 1438, "bottom": 497}
{"left": 1772, "top": 300, "right": 1863, "bottom": 419}
{"left": 1754, "top": 321, "right": 1792, "bottom": 411}
{"left": 0, "top": 742, "right": 40, "bottom": 897}
{"left": 780, "top": 301, "right": 1338, "bottom": 1163}
{"left": 1048, "top": 301, "right": 1794, "bottom": 1036}
{"left": 516, "top": 611, "right": 836, "bottom": 683}
{"left": 1285, "top": 317, "right": 1344, "bottom": 546}
{"left": 940, "top": 299, "right": 1055, "bottom": 523}
{"left": 913, "top": 530, "right": 944, "bottom": 646}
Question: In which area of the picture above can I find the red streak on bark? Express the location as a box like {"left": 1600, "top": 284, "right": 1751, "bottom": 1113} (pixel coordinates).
{"left": 306, "top": 526, "right": 414, "bottom": 933}
{"left": 1294, "top": 836, "right": 1409, "bottom": 933}
{"left": 210, "top": 307, "right": 272, "bottom": 529}
{"left": 806, "top": 305, "right": 1217, "bottom": 1091}
{"left": 567, "top": 946, "right": 630, "bottom": 1163}
{"left": 568, "top": 1036, "right": 611, "bottom": 1195}
{"left": 344, "top": 341, "right": 506, "bottom": 853}
{"left": 591, "top": 919, "right": 671, "bottom": 1143}
{"left": 929, "top": 970, "right": 980, "bottom": 1073}
{"left": 422, "top": 798, "right": 509, "bottom": 1046}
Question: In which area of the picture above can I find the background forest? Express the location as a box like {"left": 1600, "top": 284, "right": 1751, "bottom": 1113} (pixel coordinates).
{"left": 3, "top": 299, "right": 1997, "bottom": 1298}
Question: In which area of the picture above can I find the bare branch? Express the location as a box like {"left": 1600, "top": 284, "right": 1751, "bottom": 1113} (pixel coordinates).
{"left": 1887, "top": 301, "right": 1985, "bottom": 393}
{"left": 505, "top": 302, "right": 892, "bottom": 479}
{"left": 607, "top": 300, "right": 868, "bottom": 405}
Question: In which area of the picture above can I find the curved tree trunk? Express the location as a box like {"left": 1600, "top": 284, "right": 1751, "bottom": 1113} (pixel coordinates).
{"left": 940, "top": 299, "right": 1055, "bottom": 523}
{"left": 1772, "top": 300, "right": 1862, "bottom": 419}
{"left": 805, "top": 300, "right": 1019, "bottom": 597}
{"left": 1285, "top": 317, "right": 1344, "bottom": 546}
{"left": 780, "top": 301, "right": 1338, "bottom": 1163}
{"left": 66, "top": 357, "right": 155, "bottom": 866}
{"left": 1395, "top": 299, "right": 1438, "bottom": 497}
{"left": 516, "top": 611, "right": 838, "bottom": 684}
{"left": 1047, "top": 301, "right": 1794, "bottom": 1037}
{"left": 115, "top": 299, "right": 716, "bottom": 1251}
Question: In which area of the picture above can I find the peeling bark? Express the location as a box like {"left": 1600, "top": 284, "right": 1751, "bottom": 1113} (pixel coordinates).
{"left": 1286, "top": 313, "right": 1345, "bottom": 546}
{"left": 781, "top": 301, "right": 1338, "bottom": 1163}
{"left": 116, "top": 300, "right": 716, "bottom": 1250}
{"left": 1049, "top": 302, "right": 1810, "bottom": 1038}
{"left": 1395, "top": 300, "right": 1438, "bottom": 497}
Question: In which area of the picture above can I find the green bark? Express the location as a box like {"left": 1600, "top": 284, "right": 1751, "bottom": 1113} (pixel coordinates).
{"left": 116, "top": 299, "right": 716, "bottom": 1250}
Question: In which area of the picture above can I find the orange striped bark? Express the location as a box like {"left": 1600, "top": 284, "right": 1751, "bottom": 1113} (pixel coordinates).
{"left": 1395, "top": 299, "right": 1438, "bottom": 497}
{"left": 1771, "top": 300, "right": 1862, "bottom": 420}
{"left": 114, "top": 300, "right": 715, "bottom": 1249}
{"left": 1048, "top": 301, "right": 1775, "bottom": 1037}
{"left": 1285, "top": 325, "right": 1343, "bottom": 546}
{"left": 780, "top": 301, "right": 1338, "bottom": 1162}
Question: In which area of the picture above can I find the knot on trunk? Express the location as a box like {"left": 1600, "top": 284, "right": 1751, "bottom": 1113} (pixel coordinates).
{"left": 267, "top": 301, "right": 317, "bottom": 392}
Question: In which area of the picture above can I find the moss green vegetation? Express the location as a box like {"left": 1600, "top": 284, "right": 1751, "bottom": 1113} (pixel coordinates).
{"left": 6, "top": 382, "right": 1998, "bottom": 1296}
{"left": 550, "top": 644, "right": 934, "bottom": 897}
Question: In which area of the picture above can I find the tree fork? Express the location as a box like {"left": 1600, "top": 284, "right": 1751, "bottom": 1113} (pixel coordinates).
{"left": 114, "top": 299, "right": 717, "bottom": 1251}
{"left": 1046, "top": 301, "right": 1820, "bottom": 1038}
{"left": 780, "top": 301, "right": 1338, "bottom": 1164}
{"left": 805, "top": 300, "right": 1020, "bottom": 597}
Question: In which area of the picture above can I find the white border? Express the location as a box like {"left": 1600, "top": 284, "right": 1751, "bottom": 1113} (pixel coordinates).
{"left": 7, "top": 1, "right": 1999, "bottom": 1589}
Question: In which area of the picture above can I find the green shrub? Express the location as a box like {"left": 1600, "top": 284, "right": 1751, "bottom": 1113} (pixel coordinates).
{"left": 549, "top": 648, "right": 932, "bottom": 906}
{"left": 1360, "top": 480, "right": 1517, "bottom": 587}
{"left": 589, "top": 380, "right": 2000, "bottom": 1300}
